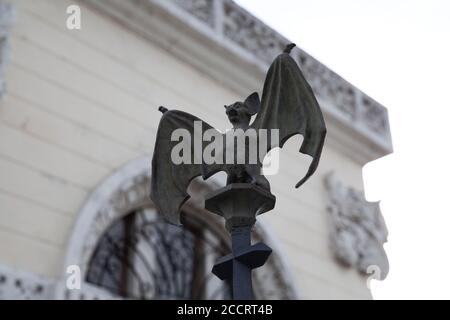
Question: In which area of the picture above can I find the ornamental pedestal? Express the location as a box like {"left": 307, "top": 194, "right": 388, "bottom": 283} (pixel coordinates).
{"left": 205, "top": 183, "right": 275, "bottom": 299}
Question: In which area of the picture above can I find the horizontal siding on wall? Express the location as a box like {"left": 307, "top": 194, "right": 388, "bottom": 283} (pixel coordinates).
{"left": 7, "top": 65, "right": 151, "bottom": 152}
{"left": 0, "top": 192, "right": 72, "bottom": 247}
{"left": 0, "top": 122, "right": 110, "bottom": 189}
{"left": 1, "top": 94, "right": 139, "bottom": 169}
{"left": 0, "top": 156, "right": 87, "bottom": 214}
{"left": 0, "top": 226, "right": 64, "bottom": 277}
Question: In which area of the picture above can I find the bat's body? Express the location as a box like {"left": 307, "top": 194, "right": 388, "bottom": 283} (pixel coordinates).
{"left": 151, "top": 44, "right": 326, "bottom": 225}
{"left": 223, "top": 100, "right": 271, "bottom": 191}
{"left": 225, "top": 163, "right": 270, "bottom": 190}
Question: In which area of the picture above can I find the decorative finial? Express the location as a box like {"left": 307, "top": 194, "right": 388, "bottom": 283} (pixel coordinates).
{"left": 283, "top": 43, "right": 296, "bottom": 54}
{"left": 158, "top": 106, "right": 168, "bottom": 114}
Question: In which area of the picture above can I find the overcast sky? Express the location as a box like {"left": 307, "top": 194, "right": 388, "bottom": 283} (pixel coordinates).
{"left": 235, "top": 0, "right": 450, "bottom": 299}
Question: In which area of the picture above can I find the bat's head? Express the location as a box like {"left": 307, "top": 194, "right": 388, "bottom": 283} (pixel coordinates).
{"left": 225, "top": 92, "right": 260, "bottom": 128}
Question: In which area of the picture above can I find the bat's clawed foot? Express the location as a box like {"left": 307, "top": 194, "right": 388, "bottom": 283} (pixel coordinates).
{"left": 254, "top": 175, "right": 271, "bottom": 192}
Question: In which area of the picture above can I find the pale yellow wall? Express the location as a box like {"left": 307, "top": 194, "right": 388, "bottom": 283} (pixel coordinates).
{"left": 0, "top": 0, "right": 370, "bottom": 299}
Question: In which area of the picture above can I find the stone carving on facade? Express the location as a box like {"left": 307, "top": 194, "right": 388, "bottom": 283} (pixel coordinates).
{"left": 173, "top": 0, "right": 214, "bottom": 27}
{"left": 0, "top": 264, "right": 120, "bottom": 300}
{"left": 324, "top": 172, "right": 389, "bottom": 280}
{"left": 62, "top": 282, "right": 119, "bottom": 300}
{"left": 165, "top": 0, "right": 390, "bottom": 142}
{"left": 222, "top": 1, "right": 285, "bottom": 64}
{"left": 361, "top": 96, "right": 389, "bottom": 135}
{"left": 297, "top": 51, "right": 357, "bottom": 120}
{"left": 0, "top": 265, "right": 54, "bottom": 299}
{"left": 0, "top": 2, "right": 14, "bottom": 97}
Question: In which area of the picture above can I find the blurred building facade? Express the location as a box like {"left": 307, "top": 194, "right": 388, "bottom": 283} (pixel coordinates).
{"left": 0, "top": 0, "right": 392, "bottom": 299}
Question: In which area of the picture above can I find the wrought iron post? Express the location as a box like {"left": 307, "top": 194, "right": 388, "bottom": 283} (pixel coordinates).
{"left": 205, "top": 183, "right": 275, "bottom": 299}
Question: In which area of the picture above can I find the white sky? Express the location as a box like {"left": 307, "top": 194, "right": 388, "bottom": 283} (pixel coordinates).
{"left": 235, "top": 0, "right": 450, "bottom": 299}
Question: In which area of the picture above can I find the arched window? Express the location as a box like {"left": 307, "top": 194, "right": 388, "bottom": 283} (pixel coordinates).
{"left": 86, "top": 207, "right": 231, "bottom": 299}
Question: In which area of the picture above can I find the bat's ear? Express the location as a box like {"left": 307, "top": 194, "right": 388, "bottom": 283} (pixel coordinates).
{"left": 244, "top": 92, "right": 260, "bottom": 115}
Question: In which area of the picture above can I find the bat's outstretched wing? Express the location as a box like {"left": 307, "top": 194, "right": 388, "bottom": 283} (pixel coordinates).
{"left": 150, "top": 109, "right": 222, "bottom": 225}
{"left": 251, "top": 45, "right": 327, "bottom": 188}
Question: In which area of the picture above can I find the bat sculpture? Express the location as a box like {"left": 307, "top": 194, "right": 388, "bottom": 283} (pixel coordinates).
{"left": 151, "top": 44, "right": 326, "bottom": 225}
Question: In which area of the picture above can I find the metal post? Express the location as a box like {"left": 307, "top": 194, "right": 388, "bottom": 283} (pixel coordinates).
{"left": 205, "top": 183, "right": 275, "bottom": 300}
{"left": 230, "top": 226, "right": 253, "bottom": 299}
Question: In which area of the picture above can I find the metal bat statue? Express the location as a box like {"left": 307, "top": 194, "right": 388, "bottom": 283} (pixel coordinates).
{"left": 151, "top": 43, "right": 326, "bottom": 299}
{"left": 151, "top": 43, "right": 326, "bottom": 225}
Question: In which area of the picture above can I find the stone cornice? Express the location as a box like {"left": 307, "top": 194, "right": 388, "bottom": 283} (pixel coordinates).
{"left": 81, "top": 0, "right": 392, "bottom": 162}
